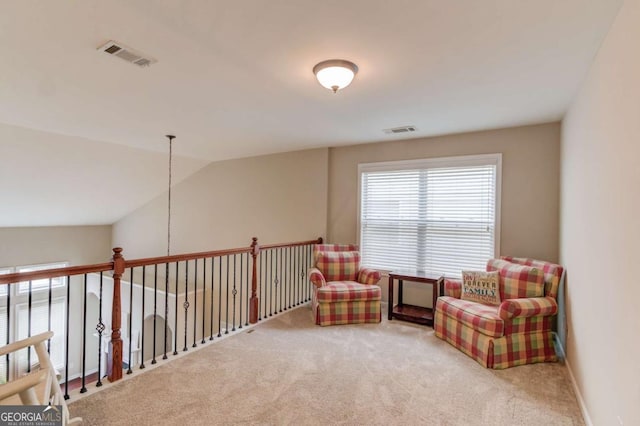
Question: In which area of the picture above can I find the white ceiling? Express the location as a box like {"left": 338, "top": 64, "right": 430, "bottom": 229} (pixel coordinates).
{"left": 0, "top": 0, "right": 622, "bottom": 227}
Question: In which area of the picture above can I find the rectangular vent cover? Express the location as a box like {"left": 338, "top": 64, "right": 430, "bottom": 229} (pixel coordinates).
{"left": 98, "top": 40, "right": 157, "bottom": 67}
{"left": 383, "top": 126, "right": 417, "bottom": 134}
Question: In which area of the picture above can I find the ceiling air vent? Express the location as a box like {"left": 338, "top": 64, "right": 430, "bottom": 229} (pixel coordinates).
{"left": 97, "top": 40, "right": 157, "bottom": 67}
{"left": 383, "top": 126, "right": 417, "bottom": 135}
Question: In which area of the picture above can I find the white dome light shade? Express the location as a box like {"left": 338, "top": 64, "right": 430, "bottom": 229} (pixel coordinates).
{"left": 313, "top": 59, "right": 358, "bottom": 93}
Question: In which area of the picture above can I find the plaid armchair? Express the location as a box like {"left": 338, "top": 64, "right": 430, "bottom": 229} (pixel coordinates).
{"left": 309, "top": 244, "right": 382, "bottom": 326}
{"left": 435, "top": 257, "right": 564, "bottom": 369}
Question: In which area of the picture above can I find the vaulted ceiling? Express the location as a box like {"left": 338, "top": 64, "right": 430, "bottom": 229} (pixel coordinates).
{"left": 0, "top": 0, "right": 622, "bottom": 226}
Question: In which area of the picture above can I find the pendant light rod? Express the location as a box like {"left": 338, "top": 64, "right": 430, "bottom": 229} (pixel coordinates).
{"left": 166, "top": 135, "right": 175, "bottom": 257}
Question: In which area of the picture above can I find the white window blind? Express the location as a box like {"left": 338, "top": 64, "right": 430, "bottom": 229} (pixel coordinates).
{"left": 16, "top": 299, "right": 66, "bottom": 371}
{"left": 359, "top": 154, "right": 501, "bottom": 277}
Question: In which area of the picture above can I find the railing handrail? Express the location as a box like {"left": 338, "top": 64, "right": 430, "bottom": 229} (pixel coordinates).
{"left": 0, "top": 235, "right": 323, "bottom": 390}
{"left": 0, "top": 237, "right": 324, "bottom": 286}
{"left": 124, "top": 246, "right": 252, "bottom": 268}
{"left": 259, "top": 237, "right": 323, "bottom": 250}
{"left": 0, "top": 262, "right": 114, "bottom": 285}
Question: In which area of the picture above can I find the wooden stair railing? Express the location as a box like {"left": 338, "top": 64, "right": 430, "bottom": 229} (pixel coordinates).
{"left": 0, "top": 236, "right": 323, "bottom": 390}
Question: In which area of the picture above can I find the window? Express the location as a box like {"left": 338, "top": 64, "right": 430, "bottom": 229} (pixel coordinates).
{"left": 359, "top": 154, "right": 501, "bottom": 277}
{"left": 0, "top": 262, "right": 68, "bottom": 380}
{"left": 17, "top": 262, "right": 67, "bottom": 294}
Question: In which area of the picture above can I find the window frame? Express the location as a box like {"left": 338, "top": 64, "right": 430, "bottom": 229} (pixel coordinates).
{"left": 357, "top": 153, "right": 502, "bottom": 275}
{"left": 15, "top": 262, "right": 68, "bottom": 294}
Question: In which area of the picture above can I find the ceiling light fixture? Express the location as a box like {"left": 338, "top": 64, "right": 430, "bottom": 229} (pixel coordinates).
{"left": 313, "top": 59, "right": 358, "bottom": 93}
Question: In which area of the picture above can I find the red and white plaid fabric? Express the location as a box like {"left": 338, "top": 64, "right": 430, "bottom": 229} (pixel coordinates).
{"left": 435, "top": 308, "right": 493, "bottom": 367}
{"left": 437, "top": 297, "right": 503, "bottom": 338}
{"left": 435, "top": 309, "right": 557, "bottom": 369}
{"left": 444, "top": 279, "right": 462, "bottom": 298}
{"left": 504, "top": 315, "right": 554, "bottom": 335}
{"left": 358, "top": 268, "right": 381, "bottom": 285}
{"left": 486, "top": 259, "right": 545, "bottom": 299}
{"left": 491, "top": 332, "right": 557, "bottom": 369}
{"left": 314, "top": 244, "right": 358, "bottom": 262}
{"left": 311, "top": 243, "right": 382, "bottom": 326}
{"left": 308, "top": 267, "right": 326, "bottom": 288}
{"left": 317, "top": 281, "right": 381, "bottom": 303}
{"left": 498, "top": 296, "right": 558, "bottom": 320}
{"left": 316, "top": 300, "right": 381, "bottom": 326}
{"left": 315, "top": 244, "right": 359, "bottom": 253}
{"left": 435, "top": 257, "right": 563, "bottom": 369}
{"left": 501, "top": 256, "right": 564, "bottom": 298}
{"left": 316, "top": 251, "right": 360, "bottom": 281}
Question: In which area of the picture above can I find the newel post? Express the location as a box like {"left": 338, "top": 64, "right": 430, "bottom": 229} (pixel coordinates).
{"left": 249, "top": 237, "right": 259, "bottom": 324}
{"left": 108, "top": 247, "right": 125, "bottom": 382}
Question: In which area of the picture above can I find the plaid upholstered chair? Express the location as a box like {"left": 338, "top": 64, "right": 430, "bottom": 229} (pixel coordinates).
{"left": 308, "top": 244, "right": 382, "bottom": 326}
{"left": 435, "top": 257, "right": 564, "bottom": 369}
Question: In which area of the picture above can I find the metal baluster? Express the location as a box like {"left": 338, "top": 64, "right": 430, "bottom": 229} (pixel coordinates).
{"left": 292, "top": 246, "right": 302, "bottom": 306}
{"left": 27, "top": 280, "right": 32, "bottom": 372}
{"left": 64, "top": 275, "right": 70, "bottom": 400}
{"left": 302, "top": 245, "right": 306, "bottom": 303}
{"left": 173, "top": 262, "right": 179, "bottom": 356}
{"left": 285, "top": 247, "right": 289, "bottom": 310}
{"left": 296, "top": 246, "right": 305, "bottom": 305}
{"left": 268, "top": 250, "right": 273, "bottom": 317}
{"left": 201, "top": 259, "right": 206, "bottom": 343}
{"left": 302, "top": 245, "right": 306, "bottom": 302}
{"left": 225, "top": 256, "right": 229, "bottom": 334}
{"left": 290, "top": 247, "right": 294, "bottom": 307}
{"left": 239, "top": 253, "right": 243, "bottom": 329}
{"left": 192, "top": 259, "right": 198, "bottom": 348}
{"left": 304, "top": 245, "right": 312, "bottom": 301}
{"left": 292, "top": 246, "right": 297, "bottom": 306}
{"left": 183, "top": 260, "right": 189, "bottom": 352}
{"left": 259, "top": 252, "right": 264, "bottom": 321}
{"left": 279, "top": 248, "right": 283, "bottom": 313}
{"left": 140, "top": 266, "right": 146, "bottom": 369}
{"left": 295, "top": 246, "right": 304, "bottom": 305}
{"left": 245, "top": 252, "right": 249, "bottom": 327}
{"left": 164, "top": 263, "right": 169, "bottom": 359}
{"left": 80, "top": 275, "right": 88, "bottom": 392}
{"left": 274, "top": 250, "right": 279, "bottom": 314}
{"left": 128, "top": 268, "right": 134, "bottom": 373}
{"left": 217, "top": 257, "right": 222, "bottom": 338}
{"left": 210, "top": 257, "right": 215, "bottom": 341}
{"left": 152, "top": 265, "right": 158, "bottom": 364}
{"left": 47, "top": 278, "right": 52, "bottom": 352}
{"left": 289, "top": 247, "right": 293, "bottom": 308}
{"left": 5, "top": 283, "right": 10, "bottom": 381}
{"left": 96, "top": 272, "right": 105, "bottom": 386}
{"left": 232, "top": 254, "right": 237, "bottom": 332}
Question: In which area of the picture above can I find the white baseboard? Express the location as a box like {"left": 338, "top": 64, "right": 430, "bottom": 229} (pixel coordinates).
{"left": 559, "top": 343, "right": 593, "bottom": 426}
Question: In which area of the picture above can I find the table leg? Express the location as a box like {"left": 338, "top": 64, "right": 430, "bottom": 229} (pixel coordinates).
{"left": 432, "top": 280, "right": 437, "bottom": 312}
{"left": 388, "top": 276, "right": 394, "bottom": 320}
{"left": 398, "top": 279, "right": 404, "bottom": 306}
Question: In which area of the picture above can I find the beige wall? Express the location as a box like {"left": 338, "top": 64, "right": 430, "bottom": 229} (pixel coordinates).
{"left": 113, "top": 148, "right": 329, "bottom": 259}
{"left": 328, "top": 123, "right": 561, "bottom": 262}
{"left": 561, "top": 1, "right": 640, "bottom": 425}
{"left": 0, "top": 225, "right": 112, "bottom": 267}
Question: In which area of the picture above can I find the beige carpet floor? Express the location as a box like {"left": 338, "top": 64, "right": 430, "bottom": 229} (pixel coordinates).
{"left": 70, "top": 305, "right": 584, "bottom": 425}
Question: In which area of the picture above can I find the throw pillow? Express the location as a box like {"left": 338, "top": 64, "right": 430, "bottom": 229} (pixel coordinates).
{"left": 486, "top": 259, "right": 545, "bottom": 299}
{"left": 461, "top": 270, "right": 501, "bottom": 305}
{"left": 316, "top": 251, "right": 360, "bottom": 282}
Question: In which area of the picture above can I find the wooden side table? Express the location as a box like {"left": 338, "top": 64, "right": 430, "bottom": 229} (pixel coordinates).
{"left": 388, "top": 270, "right": 444, "bottom": 327}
